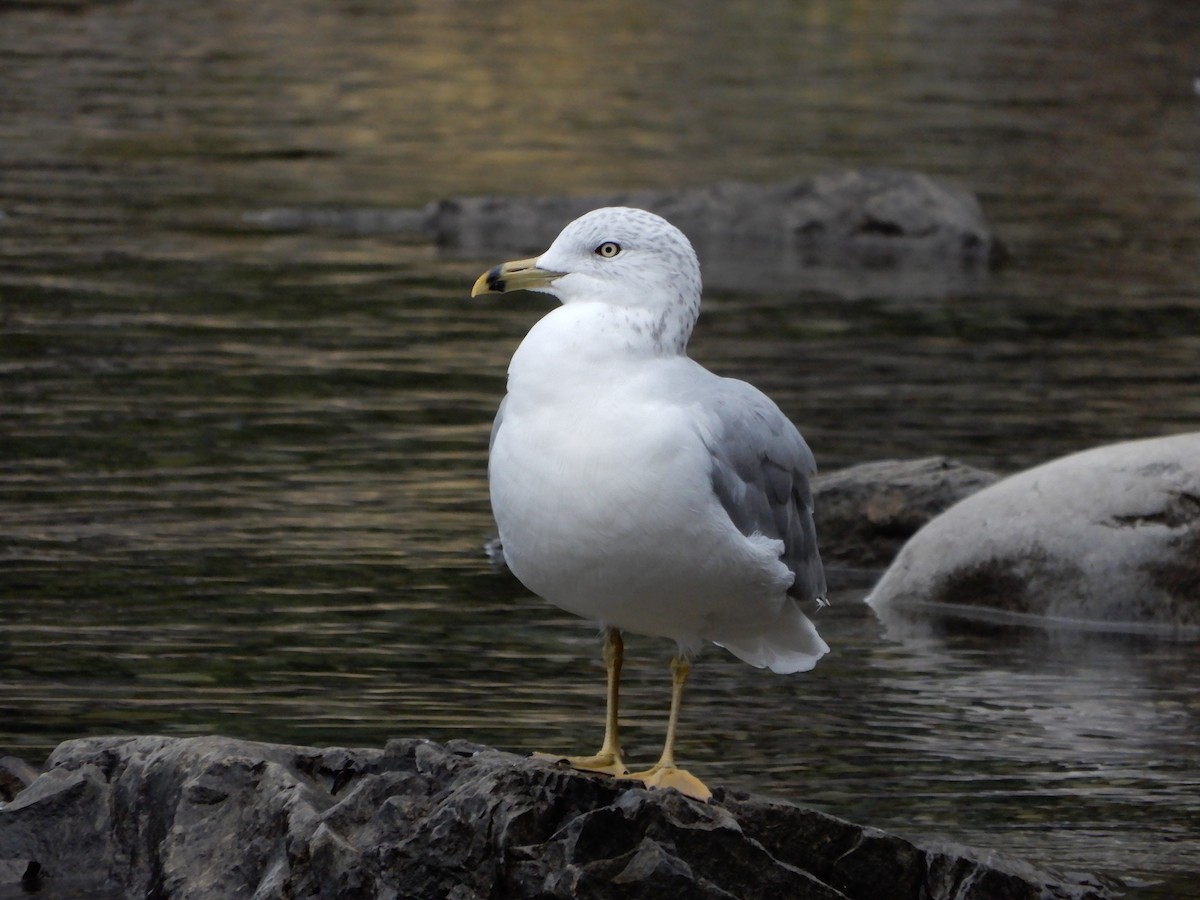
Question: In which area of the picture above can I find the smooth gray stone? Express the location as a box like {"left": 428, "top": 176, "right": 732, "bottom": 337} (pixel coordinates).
{"left": 867, "top": 433, "right": 1200, "bottom": 635}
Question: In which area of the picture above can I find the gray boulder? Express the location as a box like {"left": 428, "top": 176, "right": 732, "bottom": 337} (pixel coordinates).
{"left": 0, "top": 735, "right": 1111, "bottom": 899}
{"left": 423, "top": 169, "right": 998, "bottom": 265}
{"left": 814, "top": 457, "right": 999, "bottom": 572}
{"left": 247, "top": 169, "right": 1002, "bottom": 294}
{"left": 866, "top": 433, "right": 1200, "bottom": 634}
{"left": 0, "top": 757, "right": 37, "bottom": 804}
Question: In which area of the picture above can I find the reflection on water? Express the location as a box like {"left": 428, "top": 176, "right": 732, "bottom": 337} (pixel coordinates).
{"left": 2, "top": 0, "right": 1199, "bottom": 894}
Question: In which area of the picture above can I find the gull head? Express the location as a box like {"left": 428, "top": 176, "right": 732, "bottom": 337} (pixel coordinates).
{"left": 472, "top": 207, "right": 703, "bottom": 352}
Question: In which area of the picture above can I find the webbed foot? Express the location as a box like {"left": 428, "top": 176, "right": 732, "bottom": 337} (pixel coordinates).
{"left": 532, "top": 750, "right": 628, "bottom": 777}
{"left": 628, "top": 763, "right": 712, "bottom": 802}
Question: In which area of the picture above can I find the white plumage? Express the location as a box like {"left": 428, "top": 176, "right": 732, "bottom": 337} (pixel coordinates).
{"left": 473, "top": 206, "right": 828, "bottom": 799}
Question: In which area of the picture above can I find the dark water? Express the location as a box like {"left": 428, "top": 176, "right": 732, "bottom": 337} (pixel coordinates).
{"left": 2, "top": 0, "right": 1199, "bottom": 894}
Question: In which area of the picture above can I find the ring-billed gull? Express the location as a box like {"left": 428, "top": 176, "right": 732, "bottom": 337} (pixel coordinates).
{"left": 472, "top": 207, "right": 828, "bottom": 801}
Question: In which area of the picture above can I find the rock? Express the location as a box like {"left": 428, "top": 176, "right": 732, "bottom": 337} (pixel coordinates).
{"left": 246, "top": 169, "right": 1003, "bottom": 293}
{"left": 0, "top": 735, "right": 1111, "bottom": 900}
{"left": 814, "top": 457, "right": 999, "bottom": 571}
{"left": 0, "top": 757, "right": 39, "bottom": 804}
{"left": 425, "top": 170, "right": 999, "bottom": 265}
{"left": 866, "top": 433, "right": 1200, "bottom": 634}
{"left": 487, "top": 457, "right": 999, "bottom": 582}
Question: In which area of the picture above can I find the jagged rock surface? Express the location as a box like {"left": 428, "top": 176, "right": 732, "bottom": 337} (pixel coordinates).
{"left": 0, "top": 735, "right": 1112, "bottom": 900}
{"left": 0, "top": 758, "right": 37, "bottom": 805}
{"left": 867, "top": 433, "right": 1200, "bottom": 634}
{"left": 813, "top": 457, "right": 999, "bottom": 572}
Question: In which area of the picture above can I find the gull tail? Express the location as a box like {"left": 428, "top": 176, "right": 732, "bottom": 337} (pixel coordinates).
{"left": 714, "top": 600, "right": 829, "bottom": 674}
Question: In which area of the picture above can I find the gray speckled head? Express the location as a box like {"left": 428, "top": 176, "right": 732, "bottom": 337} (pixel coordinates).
{"left": 535, "top": 207, "right": 703, "bottom": 353}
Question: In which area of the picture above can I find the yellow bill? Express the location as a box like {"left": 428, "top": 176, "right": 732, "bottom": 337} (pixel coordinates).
{"left": 471, "top": 257, "right": 565, "bottom": 297}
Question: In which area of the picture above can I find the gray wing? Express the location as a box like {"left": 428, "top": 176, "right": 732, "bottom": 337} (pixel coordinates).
{"left": 484, "top": 396, "right": 509, "bottom": 567}
{"left": 701, "top": 378, "right": 826, "bottom": 603}
{"left": 489, "top": 394, "right": 508, "bottom": 453}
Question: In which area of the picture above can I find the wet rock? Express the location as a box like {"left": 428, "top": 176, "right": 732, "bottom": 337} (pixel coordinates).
{"left": 867, "top": 433, "right": 1200, "bottom": 634}
{"left": 424, "top": 169, "right": 999, "bottom": 265}
{"left": 0, "top": 735, "right": 1111, "bottom": 900}
{"left": 247, "top": 169, "right": 1002, "bottom": 296}
{"left": 814, "top": 457, "right": 999, "bottom": 572}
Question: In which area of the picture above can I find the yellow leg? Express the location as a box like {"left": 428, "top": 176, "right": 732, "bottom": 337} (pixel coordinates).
{"left": 629, "top": 655, "right": 712, "bottom": 802}
{"left": 533, "top": 628, "right": 628, "bottom": 776}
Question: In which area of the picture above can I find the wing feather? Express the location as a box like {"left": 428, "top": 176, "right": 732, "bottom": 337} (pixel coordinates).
{"left": 702, "top": 379, "right": 826, "bottom": 602}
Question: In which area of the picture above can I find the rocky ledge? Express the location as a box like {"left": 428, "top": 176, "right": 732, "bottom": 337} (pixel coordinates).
{"left": 0, "top": 735, "right": 1112, "bottom": 900}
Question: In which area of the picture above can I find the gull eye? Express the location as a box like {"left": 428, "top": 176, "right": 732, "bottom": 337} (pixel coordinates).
{"left": 595, "top": 241, "right": 621, "bottom": 258}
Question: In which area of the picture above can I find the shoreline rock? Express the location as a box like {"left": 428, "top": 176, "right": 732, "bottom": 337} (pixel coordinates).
{"left": 0, "top": 735, "right": 1113, "bottom": 899}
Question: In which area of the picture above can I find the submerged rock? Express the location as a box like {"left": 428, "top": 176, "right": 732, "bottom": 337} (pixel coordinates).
{"left": 814, "top": 457, "right": 999, "bottom": 572}
{"left": 866, "top": 433, "right": 1200, "bottom": 634}
{"left": 246, "top": 169, "right": 1002, "bottom": 296}
{"left": 0, "top": 735, "right": 1111, "bottom": 900}
{"left": 423, "top": 170, "right": 998, "bottom": 265}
